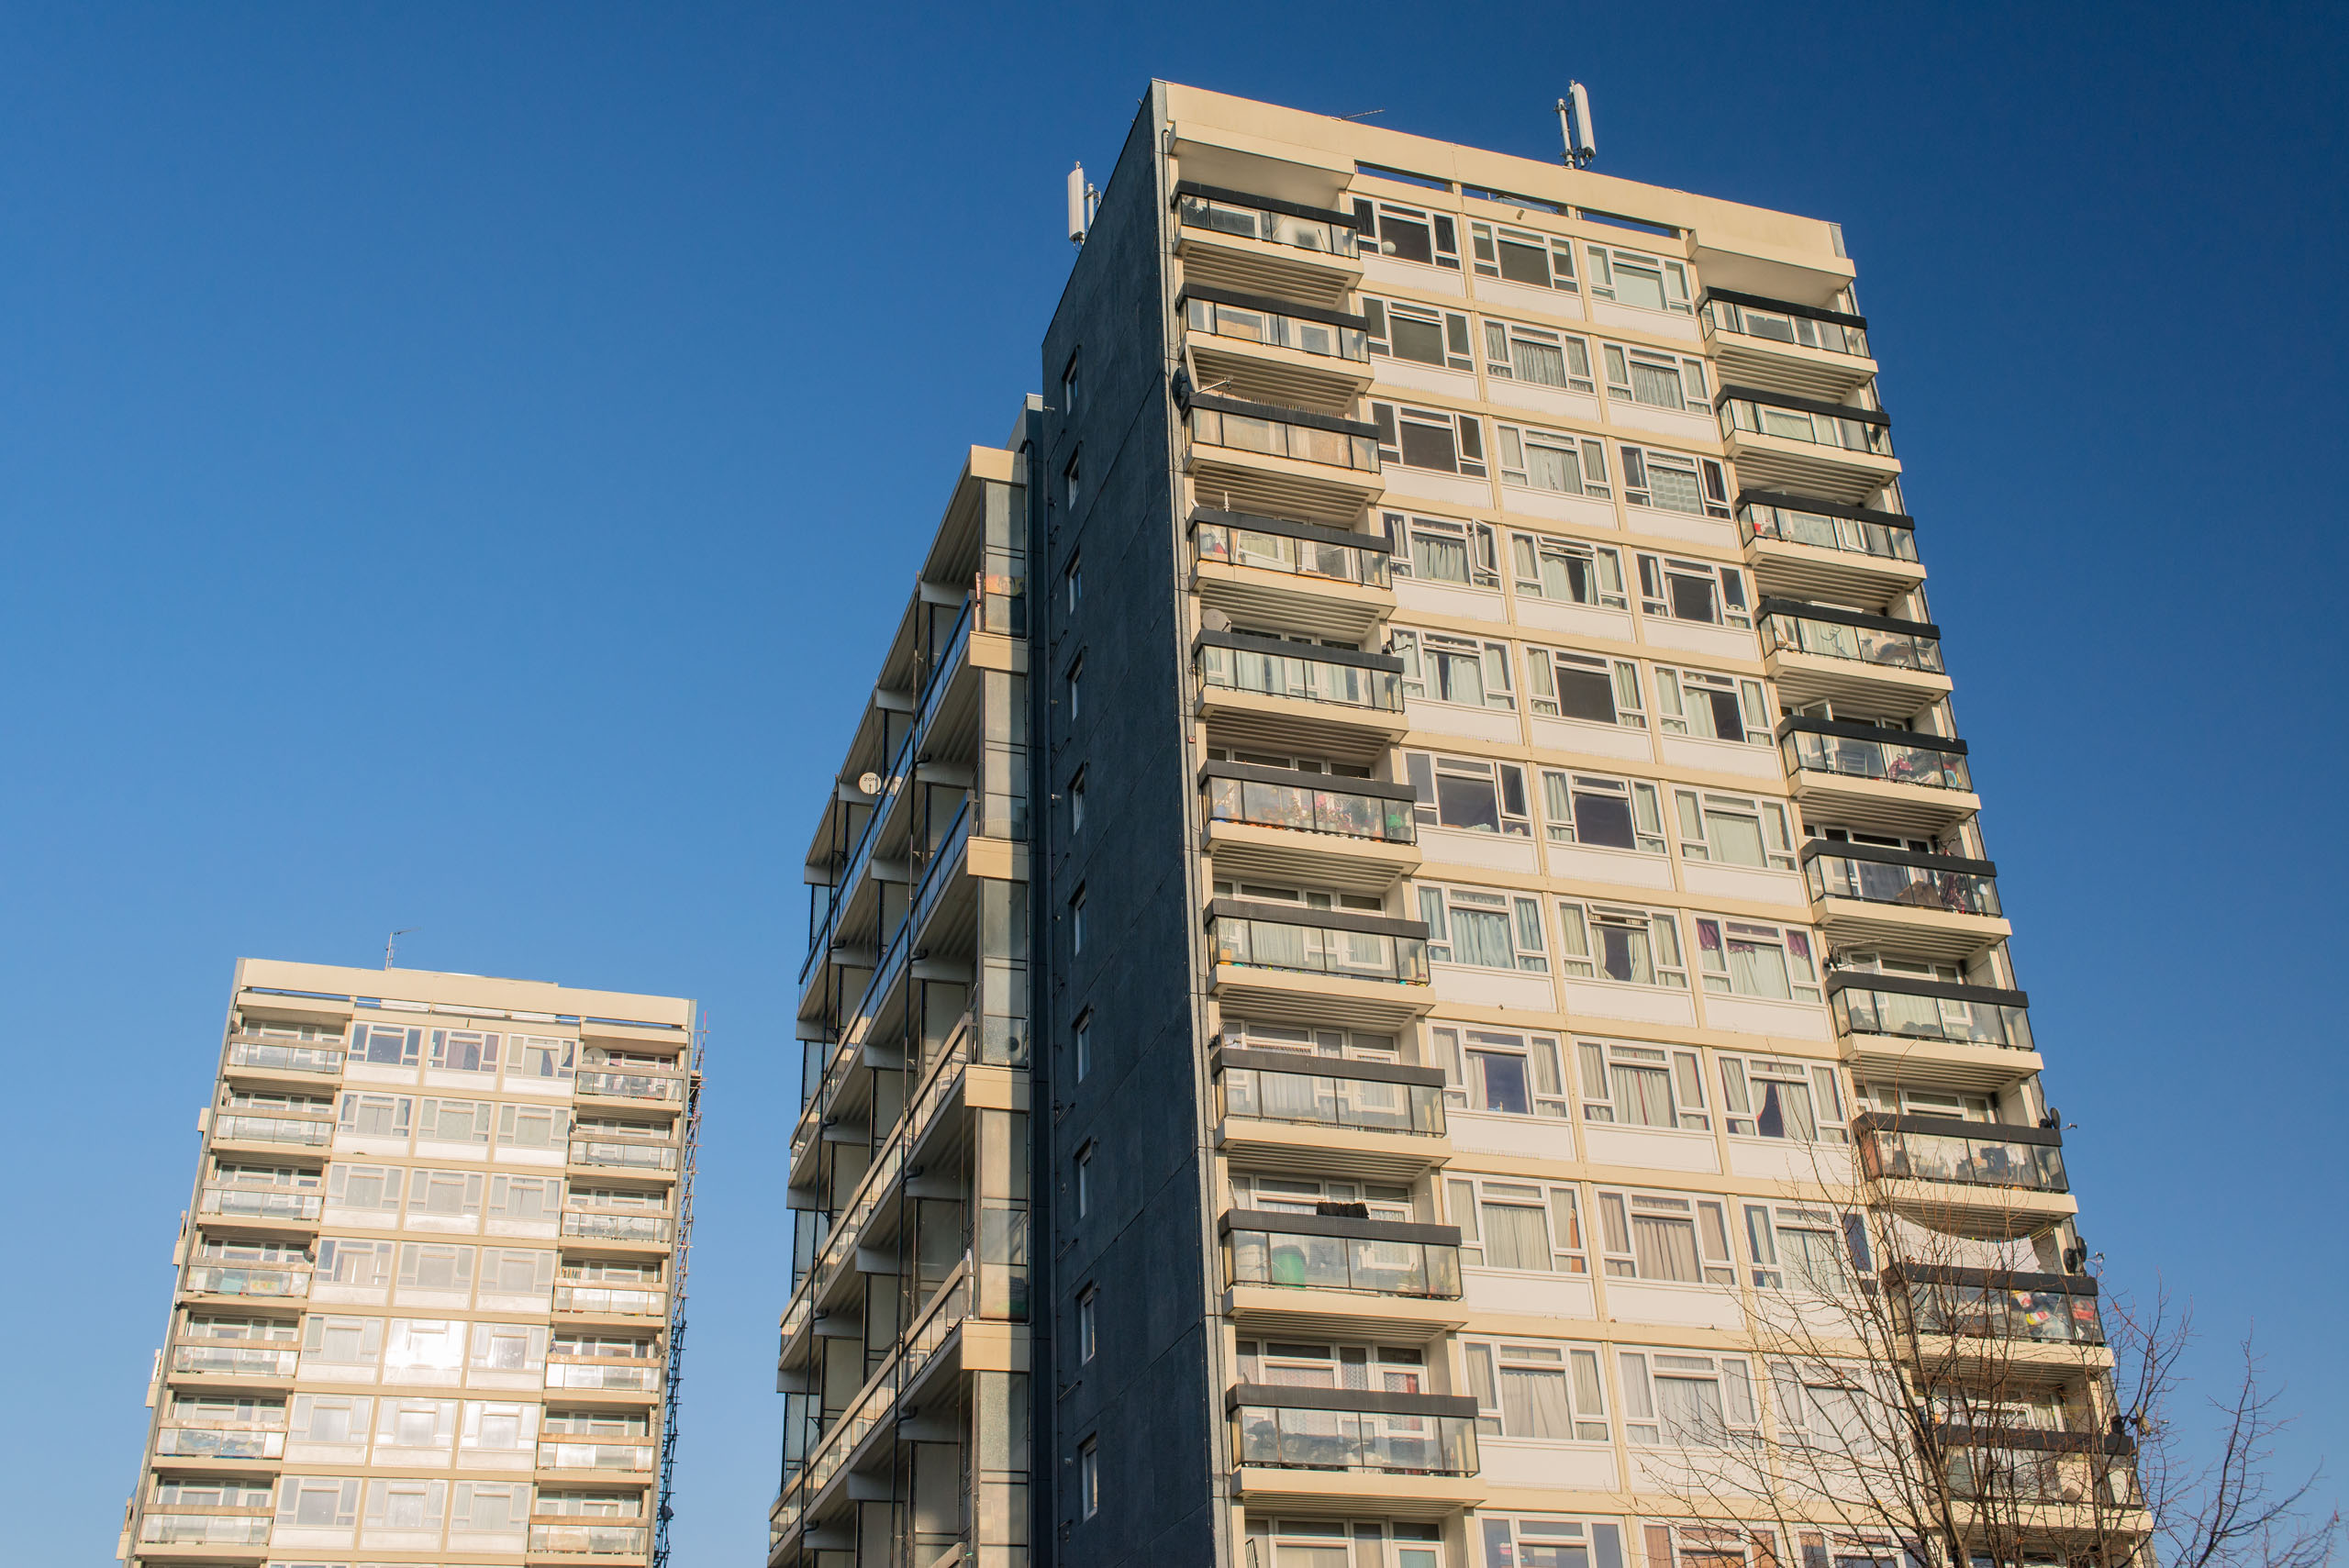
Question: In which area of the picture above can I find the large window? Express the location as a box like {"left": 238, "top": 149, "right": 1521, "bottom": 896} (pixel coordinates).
{"left": 1718, "top": 1054, "right": 1847, "bottom": 1143}
{"left": 1354, "top": 198, "right": 1462, "bottom": 268}
{"left": 1462, "top": 1339, "right": 1610, "bottom": 1440}
{"left": 1484, "top": 318, "right": 1594, "bottom": 390}
{"left": 430, "top": 1029, "right": 500, "bottom": 1073}
{"left": 1526, "top": 648, "right": 1646, "bottom": 727}
{"left": 1542, "top": 772, "right": 1664, "bottom": 854}
{"left": 1555, "top": 903, "right": 1687, "bottom": 987}
{"left": 1512, "top": 533, "right": 1625, "bottom": 608}
{"left": 1586, "top": 245, "right": 1692, "bottom": 314}
{"left": 1620, "top": 445, "right": 1730, "bottom": 517}
{"left": 1602, "top": 344, "right": 1709, "bottom": 410}
{"left": 1472, "top": 221, "right": 1578, "bottom": 290}
{"left": 317, "top": 1239, "right": 393, "bottom": 1288}
{"left": 1406, "top": 752, "right": 1531, "bottom": 836}
{"left": 1636, "top": 555, "right": 1749, "bottom": 628}
{"left": 1364, "top": 297, "right": 1473, "bottom": 370}
{"left": 350, "top": 1022, "right": 423, "bottom": 1067}
{"left": 1235, "top": 1338, "right": 1425, "bottom": 1392}
{"left": 1594, "top": 1188, "right": 1737, "bottom": 1284}
{"left": 1478, "top": 1517, "right": 1627, "bottom": 1568}
{"left": 1383, "top": 512, "right": 1497, "bottom": 586}
{"left": 1497, "top": 422, "right": 1609, "bottom": 496}
{"left": 416, "top": 1096, "right": 491, "bottom": 1145}
{"left": 1394, "top": 628, "right": 1514, "bottom": 708}
{"left": 1372, "top": 403, "right": 1486, "bottom": 476}
{"left": 1617, "top": 1350, "right": 1757, "bottom": 1444}
{"left": 1431, "top": 1024, "right": 1570, "bottom": 1118}
{"left": 276, "top": 1475, "right": 362, "bottom": 1529}
{"left": 1446, "top": 1175, "right": 1586, "bottom": 1273}
{"left": 1674, "top": 791, "right": 1794, "bottom": 868}
{"left": 1654, "top": 666, "right": 1769, "bottom": 743}
{"left": 1250, "top": 1519, "right": 1442, "bottom": 1568}
{"left": 1230, "top": 1173, "right": 1413, "bottom": 1221}
{"left": 1575, "top": 1040, "right": 1709, "bottom": 1130}
{"left": 1745, "top": 1205, "right": 1863, "bottom": 1293}
{"left": 1692, "top": 918, "right": 1822, "bottom": 1003}
{"left": 1419, "top": 884, "right": 1548, "bottom": 972}
{"left": 340, "top": 1092, "right": 413, "bottom": 1139}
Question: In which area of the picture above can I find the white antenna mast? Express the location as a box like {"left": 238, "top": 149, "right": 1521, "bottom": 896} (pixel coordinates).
{"left": 1066, "top": 162, "right": 1099, "bottom": 247}
{"left": 1558, "top": 83, "right": 1598, "bottom": 170}
{"left": 384, "top": 928, "right": 417, "bottom": 969}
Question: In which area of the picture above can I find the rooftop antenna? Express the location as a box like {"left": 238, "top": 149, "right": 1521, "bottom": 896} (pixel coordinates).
{"left": 1558, "top": 83, "right": 1597, "bottom": 170}
{"left": 384, "top": 928, "right": 417, "bottom": 969}
{"left": 1066, "top": 162, "right": 1098, "bottom": 247}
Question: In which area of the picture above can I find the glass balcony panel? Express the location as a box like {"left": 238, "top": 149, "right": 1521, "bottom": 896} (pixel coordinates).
{"left": 1226, "top": 1227, "right": 1463, "bottom": 1298}
{"left": 1187, "top": 296, "right": 1370, "bottom": 362}
{"left": 1233, "top": 1406, "right": 1477, "bottom": 1474}
{"left": 567, "top": 1140, "right": 679, "bottom": 1171}
{"left": 1902, "top": 1280, "right": 2103, "bottom": 1345}
{"left": 1218, "top": 1065, "right": 1443, "bottom": 1135}
{"left": 1189, "top": 406, "right": 1380, "bottom": 473}
{"left": 1806, "top": 853, "right": 2000, "bottom": 916}
{"left": 1707, "top": 297, "right": 1868, "bottom": 358}
{"left": 1832, "top": 984, "right": 2032, "bottom": 1051}
{"left": 562, "top": 1211, "right": 674, "bottom": 1243}
{"left": 1721, "top": 396, "right": 1894, "bottom": 455}
{"left": 154, "top": 1426, "right": 286, "bottom": 1459}
{"left": 575, "top": 1070, "right": 681, "bottom": 1101}
{"left": 225, "top": 1040, "right": 345, "bottom": 1073}
{"left": 1782, "top": 728, "right": 1970, "bottom": 790}
{"left": 1196, "top": 520, "right": 1391, "bottom": 587}
{"left": 1210, "top": 915, "right": 1429, "bottom": 984}
{"left": 141, "top": 1514, "right": 274, "bottom": 1546}
{"left": 1197, "top": 644, "right": 1404, "bottom": 712}
{"left": 1763, "top": 612, "right": 1943, "bottom": 673}
{"left": 1205, "top": 777, "right": 1414, "bottom": 843}
{"left": 185, "top": 1264, "right": 311, "bottom": 1298}
{"left": 172, "top": 1344, "right": 298, "bottom": 1376}
{"left": 539, "top": 1440, "right": 656, "bottom": 1471}
{"left": 212, "top": 1114, "right": 333, "bottom": 1147}
{"left": 200, "top": 1188, "right": 323, "bottom": 1221}
{"left": 1739, "top": 501, "right": 1915, "bottom": 562}
{"left": 1861, "top": 1124, "right": 2067, "bottom": 1193}
{"left": 529, "top": 1523, "right": 651, "bottom": 1554}
{"left": 1177, "top": 194, "right": 1358, "bottom": 257}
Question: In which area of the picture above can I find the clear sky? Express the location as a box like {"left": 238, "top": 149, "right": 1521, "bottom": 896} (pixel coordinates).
{"left": 4, "top": 5, "right": 2342, "bottom": 1563}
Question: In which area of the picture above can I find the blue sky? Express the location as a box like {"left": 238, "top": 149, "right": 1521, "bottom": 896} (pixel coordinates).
{"left": 3, "top": 4, "right": 2342, "bottom": 1562}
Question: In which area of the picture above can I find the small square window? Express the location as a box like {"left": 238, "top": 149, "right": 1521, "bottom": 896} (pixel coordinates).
{"left": 1078, "top": 1436, "right": 1100, "bottom": 1518}
{"left": 1075, "top": 1143, "right": 1095, "bottom": 1218}
{"left": 1077, "top": 1284, "right": 1097, "bottom": 1362}
{"left": 1067, "top": 655, "right": 1083, "bottom": 723}
{"left": 1071, "top": 885, "right": 1087, "bottom": 954}
{"left": 1069, "top": 767, "right": 1086, "bottom": 833}
{"left": 1073, "top": 1008, "right": 1093, "bottom": 1082}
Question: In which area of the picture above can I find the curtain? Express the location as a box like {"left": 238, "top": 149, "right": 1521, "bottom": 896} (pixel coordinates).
{"left": 1434, "top": 649, "right": 1486, "bottom": 706}
{"left": 1482, "top": 1203, "right": 1551, "bottom": 1270}
{"left": 1417, "top": 531, "right": 1469, "bottom": 584}
{"left": 1453, "top": 908, "right": 1514, "bottom": 968}
{"left": 1501, "top": 1367, "right": 1574, "bottom": 1437}
{"left": 1473, "top": 1051, "right": 1531, "bottom": 1114}
{"left": 1515, "top": 339, "right": 1568, "bottom": 386}
{"left": 1526, "top": 440, "right": 1574, "bottom": 493}
{"left": 1612, "top": 1064, "right": 1673, "bottom": 1127}
{"left": 1756, "top": 1079, "right": 1818, "bottom": 1141}
{"left": 1632, "top": 1215, "right": 1703, "bottom": 1282}
{"left": 1631, "top": 361, "right": 1686, "bottom": 409}
{"left": 1647, "top": 464, "right": 1703, "bottom": 515}
{"left": 1727, "top": 939, "right": 1793, "bottom": 999}
{"left": 1655, "top": 1375, "right": 1724, "bottom": 1441}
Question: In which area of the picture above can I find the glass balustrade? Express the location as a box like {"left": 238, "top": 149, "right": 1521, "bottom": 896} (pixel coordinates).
{"left": 1234, "top": 1402, "right": 1478, "bottom": 1475}
{"left": 211, "top": 1114, "right": 332, "bottom": 1146}
{"left": 529, "top": 1523, "right": 651, "bottom": 1555}
{"left": 547, "top": 1361, "right": 661, "bottom": 1392}
{"left": 1209, "top": 909, "right": 1429, "bottom": 984}
{"left": 154, "top": 1426, "right": 285, "bottom": 1460}
{"left": 1740, "top": 498, "right": 1915, "bottom": 562}
{"left": 184, "top": 1264, "right": 311, "bottom": 1298}
{"left": 1898, "top": 1277, "right": 2103, "bottom": 1345}
{"left": 1226, "top": 1223, "right": 1463, "bottom": 1298}
{"left": 1194, "top": 516, "right": 1390, "bottom": 587}
{"left": 1176, "top": 191, "right": 1359, "bottom": 257}
{"left": 1217, "top": 1058, "right": 1444, "bottom": 1135}
{"left": 1189, "top": 404, "right": 1380, "bottom": 472}
{"left": 553, "top": 1284, "right": 666, "bottom": 1316}
{"left": 1782, "top": 724, "right": 1970, "bottom": 790}
{"left": 567, "top": 1140, "right": 678, "bottom": 1172}
{"left": 1206, "top": 774, "right": 1414, "bottom": 843}
{"left": 575, "top": 1070, "right": 681, "bottom": 1102}
{"left": 1762, "top": 610, "right": 1943, "bottom": 673}
{"left": 539, "top": 1440, "right": 656, "bottom": 1471}
{"left": 1186, "top": 295, "right": 1368, "bottom": 361}
{"left": 1858, "top": 1118, "right": 2066, "bottom": 1194}
{"left": 1831, "top": 980, "right": 2032, "bottom": 1052}
{"left": 1720, "top": 395, "right": 1893, "bottom": 456}
{"left": 172, "top": 1344, "right": 297, "bottom": 1376}
{"left": 1806, "top": 851, "right": 2000, "bottom": 916}
{"left": 1942, "top": 1444, "right": 2139, "bottom": 1507}
{"left": 562, "top": 1211, "right": 674, "bottom": 1243}
{"left": 1706, "top": 295, "right": 1868, "bottom": 358}
{"left": 141, "top": 1514, "right": 273, "bottom": 1546}
{"left": 225, "top": 1040, "right": 344, "bottom": 1074}
{"left": 200, "top": 1187, "right": 322, "bottom": 1221}
{"left": 1197, "top": 642, "right": 1403, "bottom": 712}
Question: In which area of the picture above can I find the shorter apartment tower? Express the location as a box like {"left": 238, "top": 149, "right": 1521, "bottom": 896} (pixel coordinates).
{"left": 120, "top": 959, "right": 700, "bottom": 1568}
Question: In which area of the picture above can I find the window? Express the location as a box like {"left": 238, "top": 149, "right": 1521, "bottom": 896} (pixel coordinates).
{"left": 340, "top": 1093, "right": 413, "bottom": 1139}
{"left": 290, "top": 1393, "right": 372, "bottom": 1445}
{"left": 1074, "top": 1142, "right": 1094, "bottom": 1217}
{"left": 415, "top": 1096, "right": 491, "bottom": 1144}
{"left": 481, "top": 1248, "right": 556, "bottom": 1295}
{"left": 1077, "top": 1285, "right": 1097, "bottom": 1362}
{"left": 1446, "top": 1175, "right": 1586, "bottom": 1273}
{"left": 1371, "top": 402, "right": 1486, "bottom": 476}
{"left": 1383, "top": 511, "right": 1497, "bottom": 586}
{"left": 1497, "top": 422, "right": 1609, "bottom": 495}
{"left": 1067, "top": 767, "right": 1085, "bottom": 833}
{"left": 1069, "top": 885, "right": 1086, "bottom": 954}
{"left": 1693, "top": 918, "right": 1822, "bottom": 1003}
{"left": 375, "top": 1396, "right": 458, "bottom": 1451}
{"left": 1078, "top": 1435, "right": 1100, "bottom": 1518}
{"left": 1586, "top": 245, "right": 1692, "bottom": 313}
{"left": 1636, "top": 556, "right": 1749, "bottom": 628}
{"left": 384, "top": 1318, "right": 465, "bottom": 1375}
{"left": 397, "top": 1242, "right": 476, "bottom": 1292}
{"left": 1235, "top": 1338, "right": 1425, "bottom": 1391}
{"left": 410, "top": 1167, "right": 484, "bottom": 1219}
{"left": 1432, "top": 1024, "right": 1570, "bottom": 1117}
{"left": 1555, "top": 904, "right": 1687, "bottom": 987}
{"left": 276, "top": 1475, "right": 361, "bottom": 1529}
{"left": 1479, "top": 1517, "right": 1627, "bottom": 1568}
{"left": 1406, "top": 751, "right": 1531, "bottom": 836}
{"left": 1595, "top": 1188, "right": 1736, "bottom": 1284}
{"left": 1065, "top": 655, "right": 1082, "bottom": 722}
{"left": 453, "top": 1479, "right": 527, "bottom": 1530}
{"left": 1525, "top": 648, "right": 1645, "bottom": 726}
{"left": 1653, "top": 666, "right": 1769, "bottom": 743}
{"left": 1471, "top": 221, "right": 1578, "bottom": 290}
{"left": 1770, "top": 1361, "right": 1883, "bottom": 1453}
{"left": 1463, "top": 1340, "right": 1610, "bottom": 1440}
{"left": 469, "top": 1321, "right": 547, "bottom": 1373}
{"left": 317, "top": 1239, "right": 393, "bottom": 1288}
{"left": 1512, "top": 534, "right": 1625, "bottom": 607}
{"left": 1063, "top": 449, "right": 1082, "bottom": 511}
{"left": 363, "top": 1477, "right": 448, "bottom": 1531}
{"left": 1419, "top": 884, "right": 1548, "bottom": 972}
{"left": 303, "top": 1315, "right": 384, "bottom": 1367}
{"left": 1393, "top": 628, "right": 1514, "bottom": 707}
{"left": 1620, "top": 445, "right": 1731, "bottom": 519}
{"left": 1603, "top": 344, "right": 1709, "bottom": 410}
{"left": 1065, "top": 553, "right": 1082, "bottom": 611}
{"left": 1230, "top": 1173, "right": 1412, "bottom": 1219}
{"left": 350, "top": 1022, "right": 423, "bottom": 1067}
{"left": 1061, "top": 351, "right": 1079, "bottom": 418}
{"left": 486, "top": 1173, "right": 561, "bottom": 1220}
{"left": 1617, "top": 1351, "right": 1757, "bottom": 1443}
{"left": 327, "top": 1164, "right": 404, "bottom": 1213}
{"left": 1541, "top": 772, "right": 1664, "bottom": 854}
{"left": 1745, "top": 1205, "right": 1863, "bottom": 1293}
{"left": 508, "top": 1034, "right": 576, "bottom": 1080}
{"left": 1673, "top": 791, "right": 1793, "bottom": 868}
{"left": 461, "top": 1401, "right": 536, "bottom": 1453}
{"left": 1072, "top": 1009, "right": 1093, "bottom": 1082}
{"left": 429, "top": 1029, "right": 500, "bottom": 1073}
{"left": 1575, "top": 1040, "right": 1709, "bottom": 1130}
{"left": 495, "top": 1103, "right": 566, "bottom": 1150}
{"left": 1484, "top": 317, "right": 1594, "bottom": 390}
{"left": 1254, "top": 1519, "right": 1442, "bottom": 1568}
{"left": 1353, "top": 198, "right": 1461, "bottom": 268}
{"left": 1720, "top": 1056, "right": 1846, "bottom": 1143}
{"left": 1364, "top": 296, "right": 1472, "bottom": 369}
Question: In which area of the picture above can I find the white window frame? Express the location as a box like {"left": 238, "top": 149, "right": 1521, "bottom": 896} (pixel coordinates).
{"left": 1620, "top": 444, "right": 1731, "bottom": 517}
{"left": 1355, "top": 198, "right": 1462, "bottom": 269}
{"left": 1393, "top": 628, "right": 1515, "bottom": 709}
{"left": 1636, "top": 554, "right": 1749, "bottom": 628}
{"left": 1406, "top": 751, "right": 1531, "bottom": 837}
{"left": 1383, "top": 510, "right": 1498, "bottom": 587}
{"left": 1078, "top": 1436, "right": 1100, "bottom": 1518}
{"left": 363, "top": 1476, "right": 448, "bottom": 1530}
{"left": 1719, "top": 1055, "right": 1848, "bottom": 1144}
{"left": 1616, "top": 1350, "right": 1758, "bottom": 1445}
{"left": 508, "top": 1034, "right": 576, "bottom": 1081}
{"left": 495, "top": 1102, "right": 566, "bottom": 1150}
{"left": 317, "top": 1238, "right": 393, "bottom": 1288}
{"left": 396, "top": 1241, "right": 476, "bottom": 1292}
{"left": 1586, "top": 245, "right": 1693, "bottom": 314}
{"left": 1653, "top": 665, "right": 1770, "bottom": 744}
{"left": 1483, "top": 317, "right": 1594, "bottom": 390}
{"left": 289, "top": 1393, "right": 373, "bottom": 1445}
{"left": 1554, "top": 903, "right": 1687, "bottom": 988}
{"left": 1602, "top": 343, "right": 1710, "bottom": 410}
{"left": 1372, "top": 402, "right": 1487, "bottom": 477}
{"left": 1525, "top": 647, "right": 1646, "bottom": 727}
{"left": 276, "top": 1474, "right": 362, "bottom": 1529}
{"left": 339, "top": 1092, "right": 413, "bottom": 1139}
{"left": 1673, "top": 790, "right": 1794, "bottom": 868}
{"left": 1497, "top": 421, "right": 1610, "bottom": 496}
{"left": 1431, "top": 1023, "right": 1570, "bottom": 1118}
{"left": 1364, "top": 295, "right": 1474, "bottom": 370}
{"left": 1744, "top": 1204, "right": 1865, "bottom": 1295}
{"left": 1478, "top": 1517, "right": 1628, "bottom": 1568}
{"left": 1575, "top": 1040, "right": 1709, "bottom": 1130}
{"left": 327, "top": 1164, "right": 404, "bottom": 1212}
{"left": 1461, "top": 1338, "right": 1612, "bottom": 1441}
{"left": 1444, "top": 1174, "right": 1587, "bottom": 1273}
{"left": 1542, "top": 771, "right": 1665, "bottom": 854}
{"left": 1511, "top": 533, "right": 1625, "bottom": 607}
{"left": 1471, "top": 221, "right": 1579, "bottom": 290}
{"left": 1594, "top": 1186, "right": 1737, "bottom": 1284}
{"left": 1419, "top": 884, "right": 1549, "bottom": 973}
{"left": 1692, "top": 917, "right": 1823, "bottom": 1003}
{"left": 416, "top": 1096, "right": 492, "bottom": 1145}
{"left": 429, "top": 1028, "right": 500, "bottom": 1073}
{"left": 350, "top": 1021, "right": 423, "bottom": 1067}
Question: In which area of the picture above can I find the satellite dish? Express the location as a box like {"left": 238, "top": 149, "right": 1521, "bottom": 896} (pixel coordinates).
{"left": 858, "top": 772, "right": 885, "bottom": 796}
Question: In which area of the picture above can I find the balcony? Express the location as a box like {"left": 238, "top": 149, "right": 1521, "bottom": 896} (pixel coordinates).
{"left": 1759, "top": 599, "right": 1950, "bottom": 710}
{"left": 169, "top": 1343, "right": 297, "bottom": 1380}
{"left": 561, "top": 1210, "right": 674, "bottom": 1245}
{"left": 1195, "top": 631, "right": 1408, "bottom": 762}
{"left": 222, "top": 1037, "right": 344, "bottom": 1081}
{"left": 1779, "top": 717, "right": 1978, "bottom": 835}
{"left": 546, "top": 1356, "right": 662, "bottom": 1394}
{"left": 184, "top": 1263, "right": 310, "bottom": 1300}
{"left": 198, "top": 1187, "right": 322, "bottom": 1224}
{"left": 1203, "top": 762, "right": 1419, "bottom": 893}
{"left": 1936, "top": 1427, "right": 2141, "bottom": 1509}
{"left": 529, "top": 1521, "right": 651, "bottom": 1556}
{"left": 1889, "top": 1263, "right": 2104, "bottom": 1348}
{"left": 153, "top": 1424, "right": 285, "bottom": 1461}
{"left": 1184, "top": 286, "right": 1375, "bottom": 412}
{"left": 139, "top": 1512, "right": 273, "bottom": 1548}
{"left": 1213, "top": 1046, "right": 1449, "bottom": 1182}
{"left": 1185, "top": 392, "right": 1384, "bottom": 521}
{"left": 1829, "top": 972, "right": 2040, "bottom": 1091}
{"left": 575, "top": 1069, "right": 685, "bottom": 1104}
{"left": 567, "top": 1138, "right": 679, "bottom": 1175}
{"left": 1738, "top": 492, "right": 1922, "bottom": 604}
{"left": 1230, "top": 1385, "right": 1485, "bottom": 1514}
{"left": 1857, "top": 1113, "right": 2073, "bottom": 1234}
{"left": 1717, "top": 386, "right": 1898, "bottom": 505}
{"left": 1222, "top": 1208, "right": 1464, "bottom": 1326}
{"left": 1208, "top": 899, "right": 1432, "bottom": 1029}
{"left": 1191, "top": 506, "right": 1394, "bottom": 642}
{"left": 1702, "top": 289, "right": 1875, "bottom": 397}
{"left": 538, "top": 1439, "right": 656, "bottom": 1473}
{"left": 1802, "top": 841, "right": 2010, "bottom": 961}
{"left": 208, "top": 1112, "right": 332, "bottom": 1150}
{"left": 553, "top": 1284, "right": 667, "bottom": 1318}
{"left": 1174, "top": 182, "right": 1364, "bottom": 306}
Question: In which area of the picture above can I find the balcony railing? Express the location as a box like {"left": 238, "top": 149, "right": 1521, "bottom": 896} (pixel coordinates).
{"left": 1739, "top": 493, "right": 1916, "bottom": 562}
{"left": 568, "top": 1140, "right": 679, "bottom": 1172}
{"left": 171, "top": 1344, "right": 297, "bottom": 1377}
{"left": 1890, "top": 1264, "right": 2103, "bottom": 1346}
{"left": 1192, "top": 506, "right": 1391, "bottom": 588}
{"left": 553, "top": 1284, "right": 667, "bottom": 1317}
{"left": 529, "top": 1522, "right": 651, "bottom": 1555}
{"left": 1214, "top": 1046, "right": 1445, "bottom": 1136}
{"left": 1222, "top": 1209, "right": 1464, "bottom": 1298}
{"left": 575, "top": 1069, "right": 683, "bottom": 1103}
{"left": 1204, "top": 762, "right": 1415, "bottom": 844}
{"left": 225, "top": 1040, "right": 345, "bottom": 1074}
{"left": 199, "top": 1187, "right": 323, "bottom": 1222}
{"left": 1196, "top": 632, "right": 1405, "bottom": 713}
{"left": 140, "top": 1512, "right": 273, "bottom": 1546}
{"left": 1802, "top": 842, "right": 2001, "bottom": 917}
{"left": 547, "top": 1358, "right": 661, "bottom": 1392}
{"left": 210, "top": 1113, "right": 332, "bottom": 1147}
{"left": 562, "top": 1210, "right": 674, "bottom": 1244}
{"left": 539, "top": 1439, "right": 656, "bottom": 1472}
{"left": 1208, "top": 900, "right": 1430, "bottom": 984}
{"left": 1703, "top": 290, "right": 1870, "bottom": 358}
{"left": 1780, "top": 717, "right": 1971, "bottom": 793}
{"left": 1856, "top": 1114, "right": 2067, "bottom": 1194}
{"left": 1720, "top": 387, "right": 1893, "bottom": 456}
{"left": 1935, "top": 1429, "right": 2140, "bottom": 1506}
{"left": 1174, "top": 182, "right": 1360, "bottom": 258}
{"left": 154, "top": 1424, "right": 286, "bottom": 1460}
{"left": 1187, "top": 395, "right": 1380, "bottom": 472}
{"left": 1828, "top": 973, "right": 2033, "bottom": 1053}
{"left": 1185, "top": 287, "right": 1370, "bottom": 361}
{"left": 1760, "top": 600, "right": 1943, "bottom": 673}
{"left": 184, "top": 1263, "right": 311, "bottom": 1298}
{"left": 1232, "top": 1386, "right": 1480, "bottom": 1475}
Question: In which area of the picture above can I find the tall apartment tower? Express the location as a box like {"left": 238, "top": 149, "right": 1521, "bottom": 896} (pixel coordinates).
{"left": 123, "top": 959, "right": 700, "bottom": 1568}
{"left": 776, "top": 82, "right": 2138, "bottom": 1568}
